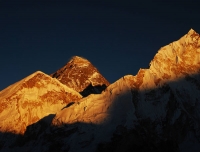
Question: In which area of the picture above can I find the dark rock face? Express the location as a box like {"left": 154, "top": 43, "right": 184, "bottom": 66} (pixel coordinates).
{"left": 51, "top": 56, "right": 110, "bottom": 97}
{"left": 79, "top": 84, "right": 107, "bottom": 97}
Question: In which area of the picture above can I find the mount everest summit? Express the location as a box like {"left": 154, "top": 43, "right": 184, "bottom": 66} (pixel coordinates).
{"left": 51, "top": 56, "right": 110, "bottom": 97}
{"left": 0, "top": 29, "right": 200, "bottom": 151}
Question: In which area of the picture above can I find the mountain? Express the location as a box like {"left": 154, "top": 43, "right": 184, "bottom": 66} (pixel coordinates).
{"left": 0, "top": 29, "right": 200, "bottom": 152}
{"left": 0, "top": 71, "right": 82, "bottom": 135}
{"left": 51, "top": 56, "right": 110, "bottom": 97}
{"left": 97, "top": 28, "right": 200, "bottom": 152}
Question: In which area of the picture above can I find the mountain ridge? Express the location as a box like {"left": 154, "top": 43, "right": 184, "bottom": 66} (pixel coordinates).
{"left": 124, "top": 28, "right": 200, "bottom": 90}
{"left": 0, "top": 29, "right": 200, "bottom": 151}
{"left": 0, "top": 70, "right": 82, "bottom": 134}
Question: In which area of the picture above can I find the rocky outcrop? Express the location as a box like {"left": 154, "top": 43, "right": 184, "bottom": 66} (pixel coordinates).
{"left": 51, "top": 56, "right": 110, "bottom": 97}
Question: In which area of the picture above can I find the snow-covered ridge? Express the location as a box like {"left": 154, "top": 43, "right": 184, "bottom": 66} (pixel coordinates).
{"left": 0, "top": 71, "right": 81, "bottom": 98}
{"left": 51, "top": 77, "right": 135, "bottom": 151}
{"left": 53, "top": 77, "right": 133, "bottom": 126}
{"left": 0, "top": 71, "right": 82, "bottom": 134}
{"left": 150, "top": 29, "right": 200, "bottom": 78}
{"left": 124, "top": 29, "right": 200, "bottom": 90}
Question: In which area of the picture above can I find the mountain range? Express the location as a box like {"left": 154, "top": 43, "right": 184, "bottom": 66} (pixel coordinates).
{"left": 0, "top": 29, "right": 200, "bottom": 152}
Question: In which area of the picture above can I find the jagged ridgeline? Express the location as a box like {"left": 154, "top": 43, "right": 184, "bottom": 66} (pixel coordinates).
{"left": 0, "top": 29, "right": 200, "bottom": 152}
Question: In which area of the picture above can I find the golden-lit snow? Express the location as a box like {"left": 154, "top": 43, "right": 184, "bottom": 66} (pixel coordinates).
{"left": 0, "top": 71, "right": 82, "bottom": 134}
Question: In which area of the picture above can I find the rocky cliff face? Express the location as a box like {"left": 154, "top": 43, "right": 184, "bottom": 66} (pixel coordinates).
{"left": 0, "top": 29, "right": 200, "bottom": 152}
{"left": 51, "top": 56, "right": 110, "bottom": 97}
{"left": 0, "top": 71, "right": 82, "bottom": 135}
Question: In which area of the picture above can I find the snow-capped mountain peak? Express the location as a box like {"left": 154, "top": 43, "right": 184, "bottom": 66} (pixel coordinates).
{"left": 51, "top": 56, "right": 110, "bottom": 97}
{"left": 149, "top": 29, "right": 200, "bottom": 78}
{"left": 0, "top": 71, "right": 82, "bottom": 134}
{"left": 126, "top": 29, "right": 200, "bottom": 91}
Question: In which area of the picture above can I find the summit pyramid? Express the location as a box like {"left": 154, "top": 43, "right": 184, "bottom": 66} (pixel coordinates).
{"left": 51, "top": 56, "right": 110, "bottom": 97}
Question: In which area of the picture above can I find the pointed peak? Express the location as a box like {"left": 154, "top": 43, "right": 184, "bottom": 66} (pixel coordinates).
{"left": 24, "top": 70, "right": 49, "bottom": 81}
{"left": 0, "top": 72, "right": 82, "bottom": 134}
{"left": 71, "top": 55, "right": 87, "bottom": 60}
{"left": 187, "top": 28, "right": 198, "bottom": 36}
{"left": 147, "top": 28, "right": 200, "bottom": 86}
{"left": 69, "top": 56, "right": 90, "bottom": 64}
{"left": 51, "top": 55, "right": 110, "bottom": 94}
{"left": 34, "top": 70, "right": 45, "bottom": 75}
{"left": 30, "top": 70, "right": 46, "bottom": 77}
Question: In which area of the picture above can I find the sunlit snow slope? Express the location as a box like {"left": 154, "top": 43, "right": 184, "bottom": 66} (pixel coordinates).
{"left": 0, "top": 71, "right": 82, "bottom": 134}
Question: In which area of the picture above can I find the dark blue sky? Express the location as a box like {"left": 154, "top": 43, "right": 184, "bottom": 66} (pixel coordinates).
{"left": 0, "top": 0, "right": 200, "bottom": 90}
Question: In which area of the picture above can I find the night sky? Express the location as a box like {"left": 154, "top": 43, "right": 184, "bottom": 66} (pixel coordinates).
{"left": 1, "top": 0, "right": 200, "bottom": 90}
